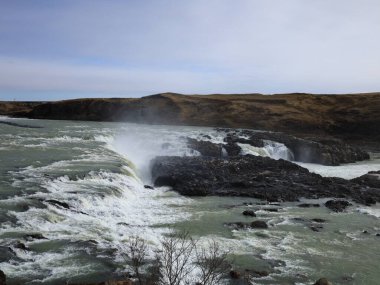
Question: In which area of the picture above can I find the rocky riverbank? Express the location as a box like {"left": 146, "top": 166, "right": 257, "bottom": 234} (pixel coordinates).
{"left": 151, "top": 130, "right": 379, "bottom": 207}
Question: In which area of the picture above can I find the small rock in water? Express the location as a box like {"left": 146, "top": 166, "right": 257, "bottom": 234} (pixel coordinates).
{"left": 24, "top": 233, "right": 47, "bottom": 241}
{"left": 13, "top": 241, "right": 28, "bottom": 251}
{"left": 144, "top": 185, "right": 154, "bottom": 189}
{"left": 263, "top": 208, "right": 279, "bottom": 212}
{"left": 242, "top": 210, "right": 256, "bottom": 217}
{"left": 229, "top": 270, "right": 241, "bottom": 279}
{"left": 45, "top": 199, "right": 70, "bottom": 209}
{"left": 314, "top": 277, "right": 332, "bottom": 285}
{"left": 298, "top": 203, "right": 320, "bottom": 208}
{"left": 376, "top": 233, "right": 380, "bottom": 237}
{"left": 362, "top": 230, "right": 370, "bottom": 234}
{"left": 250, "top": 220, "right": 268, "bottom": 229}
{"left": 310, "top": 225, "right": 324, "bottom": 232}
{"left": 312, "top": 218, "right": 326, "bottom": 223}
{"left": 0, "top": 270, "right": 6, "bottom": 285}
{"left": 325, "top": 200, "right": 352, "bottom": 212}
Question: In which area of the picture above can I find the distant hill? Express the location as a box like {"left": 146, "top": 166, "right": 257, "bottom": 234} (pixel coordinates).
{"left": 1, "top": 92, "right": 380, "bottom": 141}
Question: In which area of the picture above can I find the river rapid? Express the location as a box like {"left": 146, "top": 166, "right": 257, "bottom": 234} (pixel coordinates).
{"left": 0, "top": 117, "right": 379, "bottom": 285}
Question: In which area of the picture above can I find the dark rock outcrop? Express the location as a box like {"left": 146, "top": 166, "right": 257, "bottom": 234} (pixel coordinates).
{"left": 242, "top": 210, "right": 256, "bottom": 217}
{"left": 352, "top": 171, "right": 380, "bottom": 188}
{"left": 222, "top": 130, "right": 369, "bottom": 166}
{"left": 151, "top": 155, "right": 380, "bottom": 204}
{"left": 325, "top": 200, "right": 352, "bottom": 212}
{"left": 314, "top": 278, "right": 332, "bottom": 285}
{"left": 250, "top": 220, "right": 268, "bottom": 229}
{"left": 0, "top": 270, "right": 5, "bottom": 285}
{"left": 187, "top": 138, "right": 223, "bottom": 157}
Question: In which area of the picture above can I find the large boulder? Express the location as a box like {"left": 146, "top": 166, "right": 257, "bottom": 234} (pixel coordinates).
{"left": 151, "top": 155, "right": 380, "bottom": 204}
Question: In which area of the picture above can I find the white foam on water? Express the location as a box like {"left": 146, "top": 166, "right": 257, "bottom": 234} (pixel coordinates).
{"left": 295, "top": 159, "right": 380, "bottom": 179}
{"left": 237, "top": 141, "right": 293, "bottom": 160}
{"left": 356, "top": 205, "right": 380, "bottom": 218}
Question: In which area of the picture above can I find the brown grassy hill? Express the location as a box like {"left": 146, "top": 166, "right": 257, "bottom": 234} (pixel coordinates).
{"left": 1, "top": 92, "right": 379, "bottom": 141}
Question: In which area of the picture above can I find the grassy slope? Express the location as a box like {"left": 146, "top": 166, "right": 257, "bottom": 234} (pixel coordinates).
{"left": 1, "top": 92, "right": 379, "bottom": 140}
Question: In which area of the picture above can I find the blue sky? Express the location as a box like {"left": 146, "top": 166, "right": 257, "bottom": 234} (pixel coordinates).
{"left": 1, "top": 0, "right": 380, "bottom": 101}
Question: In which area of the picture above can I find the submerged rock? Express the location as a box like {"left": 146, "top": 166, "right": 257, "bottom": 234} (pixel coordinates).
{"left": 151, "top": 155, "right": 380, "bottom": 204}
{"left": 314, "top": 277, "right": 333, "bottom": 285}
{"left": 45, "top": 199, "right": 70, "bottom": 209}
{"left": 24, "top": 233, "right": 47, "bottom": 241}
{"left": 298, "top": 203, "right": 320, "bottom": 208}
{"left": 242, "top": 210, "right": 256, "bottom": 217}
{"left": 144, "top": 185, "right": 154, "bottom": 189}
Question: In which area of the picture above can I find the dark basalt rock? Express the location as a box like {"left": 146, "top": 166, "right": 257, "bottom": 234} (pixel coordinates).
{"left": 298, "top": 203, "right": 320, "bottom": 208}
{"left": 144, "top": 185, "right": 154, "bottom": 189}
{"left": 312, "top": 218, "right": 326, "bottom": 223}
{"left": 222, "top": 129, "right": 369, "bottom": 166}
{"left": 325, "top": 200, "right": 352, "bottom": 212}
{"left": 229, "top": 270, "right": 241, "bottom": 279}
{"left": 314, "top": 278, "right": 332, "bottom": 285}
{"left": 187, "top": 138, "right": 223, "bottom": 157}
{"left": 24, "top": 233, "right": 47, "bottom": 241}
{"left": 352, "top": 171, "right": 380, "bottom": 189}
{"left": 151, "top": 155, "right": 380, "bottom": 205}
{"left": 250, "top": 220, "right": 268, "bottom": 229}
{"left": 0, "top": 270, "right": 5, "bottom": 285}
{"left": 242, "top": 210, "right": 256, "bottom": 217}
{"left": 45, "top": 199, "right": 70, "bottom": 209}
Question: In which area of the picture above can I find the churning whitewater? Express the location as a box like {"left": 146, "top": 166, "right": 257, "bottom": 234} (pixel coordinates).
{"left": 0, "top": 117, "right": 380, "bottom": 285}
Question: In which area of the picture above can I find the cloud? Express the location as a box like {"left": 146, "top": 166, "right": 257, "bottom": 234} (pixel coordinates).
{"left": 1, "top": 0, "right": 380, "bottom": 99}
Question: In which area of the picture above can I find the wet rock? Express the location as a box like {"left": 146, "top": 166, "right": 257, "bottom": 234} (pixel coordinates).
{"left": 312, "top": 218, "right": 326, "bottom": 223}
{"left": 351, "top": 170, "right": 380, "bottom": 189}
{"left": 151, "top": 156, "right": 380, "bottom": 205}
{"left": 187, "top": 138, "right": 223, "bottom": 157}
{"left": 325, "top": 200, "right": 352, "bottom": 212}
{"left": 229, "top": 270, "right": 241, "bottom": 279}
{"left": 0, "top": 246, "right": 16, "bottom": 262}
{"left": 225, "top": 222, "right": 249, "bottom": 230}
{"left": 250, "top": 220, "right": 268, "bottom": 229}
{"left": 0, "top": 270, "right": 5, "bottom": 285}
{"left": 310, "top": 225, "right": 324, "bottom": 232}
{"left": 314, "top": 277, "right": 333, "bottom": 285}
{"left": 298, "top": 203, "right": 320, "bottom": 208}
{"left": 242, "top": 210, "right": 256, "bottom": 217}
{"left": 263, "top": 208, "right": 279, "bottom": 212}
{"left": 376, "top": 233, "right": 380, "bottom": 237}
{"left": 249, "top": 269, "right": 269, "bottom": 277}
{"left": 161, "top": 142, "right": 172, "bottom": 149}
{"left": 13, "top": 241, "right": 28, "bottom": 251}
{"left": 45, "top": 199, "right": 70, "bottom": 209}
{"left": 223, "top": 142, "right": 242, "bottom": 156}
{"left": 144, "top": 185, "right": 154, "bottom": 189}
{"left": 24, "top": 233, "right": 47, "bottom": 241}
{"left": 362, "top": 230, "right": 370, "bottom": 234}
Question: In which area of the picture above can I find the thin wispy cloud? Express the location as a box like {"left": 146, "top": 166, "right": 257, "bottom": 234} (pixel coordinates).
{"left": 0, "top": 0, "right": 379, "bottom": 100}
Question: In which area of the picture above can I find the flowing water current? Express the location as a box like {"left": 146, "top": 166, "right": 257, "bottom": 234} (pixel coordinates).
{"left": 0, "top": 117, "right": 379, "bottom": 285}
